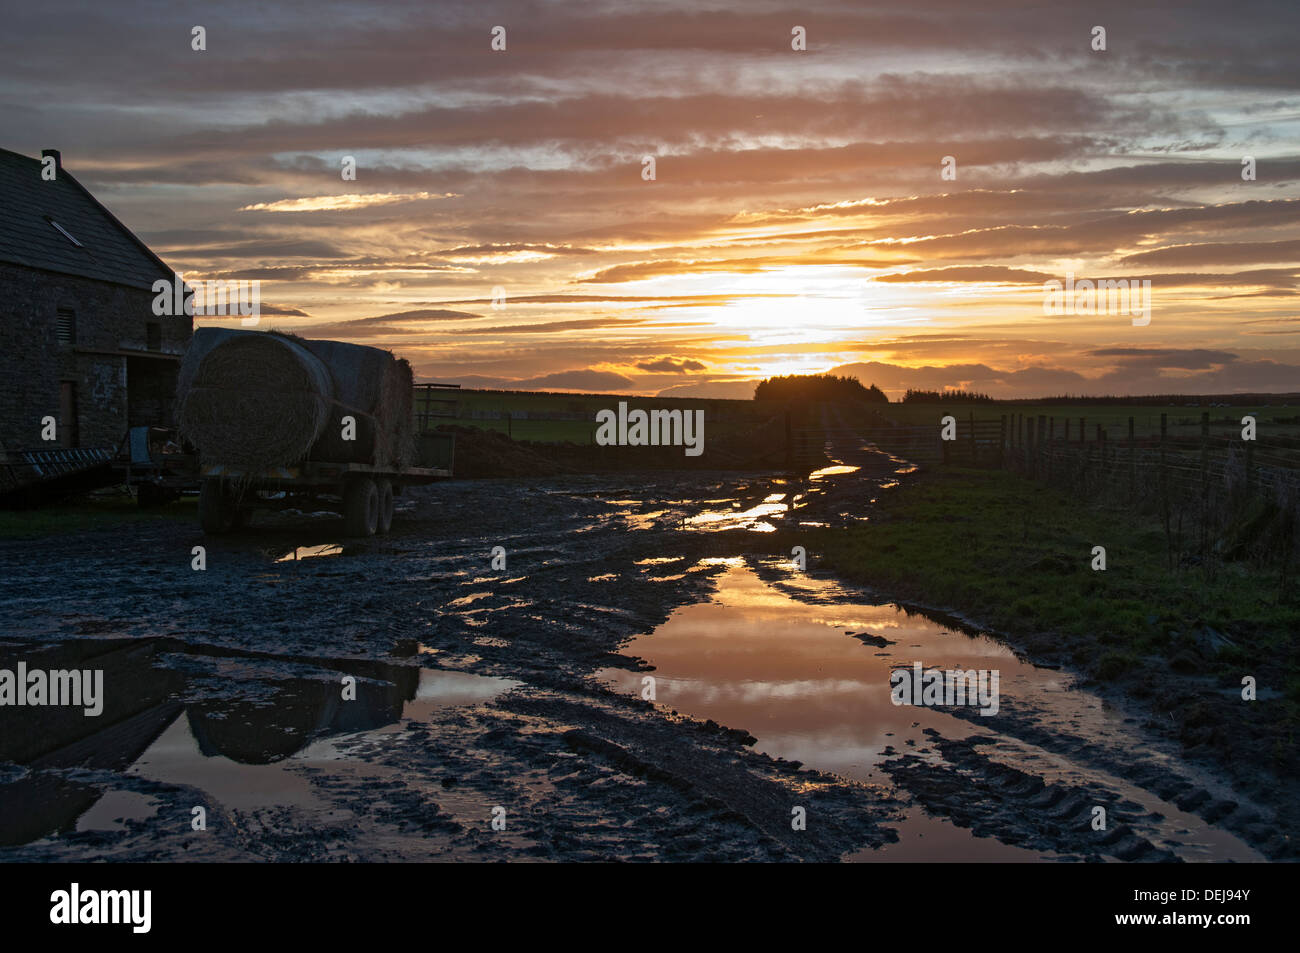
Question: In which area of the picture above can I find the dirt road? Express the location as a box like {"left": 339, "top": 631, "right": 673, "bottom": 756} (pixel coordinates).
{"left": 0, "top": 458, "right": 1289, "bottom": 861}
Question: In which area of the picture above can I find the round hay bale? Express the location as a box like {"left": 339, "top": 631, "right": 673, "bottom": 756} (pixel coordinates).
{"left": 378, "top": 358, "right": 415, "bottom": 469}
{"left": 308, "top": 404, "right": 380, "bottom": 464}
{"left": 178, "top": 333, "right": 333, "bottom": 469}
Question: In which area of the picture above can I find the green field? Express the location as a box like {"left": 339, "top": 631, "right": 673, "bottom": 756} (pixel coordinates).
{"left": 0, "top": 495, "right": 195, "bottom": 539}
{"left": 422, "top": 387, "right": 1300, "bottom": 446}
{"left": 882, "top": 401, "right": 1300, "bottom": 439}
{"left": 422, "top": 387, "right": 790, "bottom": 444}
{"left": 817, "top": 466, "right": 1299, "bottom": 773}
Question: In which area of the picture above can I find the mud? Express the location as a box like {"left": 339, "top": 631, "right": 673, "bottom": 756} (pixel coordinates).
{"left": 0, "top": 449, "right": 1292, "bottom": 861}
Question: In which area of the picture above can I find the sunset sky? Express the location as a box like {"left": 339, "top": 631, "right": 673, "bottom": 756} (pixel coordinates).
{"left": 4, "top": 0, "right": 1298, "bottom": 398}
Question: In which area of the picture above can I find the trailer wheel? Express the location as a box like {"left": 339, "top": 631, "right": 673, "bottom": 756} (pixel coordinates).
{"left": 199, "top": 480, "right": 235, "bottom": 534}
{"left": 343, "top": 477, "right": 379, "bottom": 537}
{"left": 375, "top": 479, "right": 395, "bottom": 534}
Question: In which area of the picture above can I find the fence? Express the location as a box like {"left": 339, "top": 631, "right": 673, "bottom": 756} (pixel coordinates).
{"left": 790, "top": 408, "right": 1298, "bottom": 578}
{"left": 957, "top": 411, "right": 1300, "bottom": 578}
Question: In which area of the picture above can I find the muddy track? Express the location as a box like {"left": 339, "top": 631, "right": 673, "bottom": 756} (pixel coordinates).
{"left": 936, "top": 699, "right": 1288, "bottom": 859}
{"left": 882, "top": 731, "right": 1179, "bottom": 862}
{"left": 0, "top": 462, "right": 1292, "bottom": 861}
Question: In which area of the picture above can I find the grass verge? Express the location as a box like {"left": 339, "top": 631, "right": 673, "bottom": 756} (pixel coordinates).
{"left": 0, "top": 495, "right": 196, "bottom": 539}
{"left": 817, "top": 466, "right": 1298, "bottom": 787}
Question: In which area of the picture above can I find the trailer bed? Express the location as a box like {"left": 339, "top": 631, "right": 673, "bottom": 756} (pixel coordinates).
{"left": 199, "top": 460, "right": 452, "bottom": 486}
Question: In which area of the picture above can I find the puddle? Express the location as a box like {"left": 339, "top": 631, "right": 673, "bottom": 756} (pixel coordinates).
{"left": 0, "top": 648, "right": 520, "bottom": 843}
{"left": 76, "top": 790, "right": 160, "bottom": 832}
{"left": 125, "top": 668, "right": 520, "bottom": 815}
{"left": 683, "top": 502, "right": 786, "bottom": 533}
{"left": 809, "top": 464, "right": 860, "bottom": 479}
{"left": 276, "top": 544, "right": 344, "bottom": 562}
{"left": 599, "top": 563, "right": 1262, "bottom": 862}
{"left": 402, "top": 669, "right": 520, "bottom": 719}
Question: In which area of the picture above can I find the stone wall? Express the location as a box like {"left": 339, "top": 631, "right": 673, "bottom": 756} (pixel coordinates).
{"left": 0, "top": 261, "right": 190, "bottom": 449}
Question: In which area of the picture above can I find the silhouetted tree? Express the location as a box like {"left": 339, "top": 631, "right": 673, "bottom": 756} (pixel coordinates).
{"left": 754, "top": 374, "right": 889, "bottom": 403}
{"left": 901, "top": 388, "right": 995, "bottom": 403}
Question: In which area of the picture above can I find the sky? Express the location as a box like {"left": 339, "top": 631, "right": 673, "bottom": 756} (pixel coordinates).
{"left": 3, "top": 0, "right": 1298, "bottom": 399}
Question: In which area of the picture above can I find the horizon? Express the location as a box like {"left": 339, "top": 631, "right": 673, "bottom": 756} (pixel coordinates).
{"left": 4, "top": 0, "right": 1298, "bottom": 399}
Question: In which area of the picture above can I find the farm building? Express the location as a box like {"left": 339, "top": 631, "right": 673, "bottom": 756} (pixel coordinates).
{"left": 0, "top": 147, "right": 190, "bottom": 452}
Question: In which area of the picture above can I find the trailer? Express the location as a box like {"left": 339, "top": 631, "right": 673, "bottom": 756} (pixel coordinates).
{"left": 196, "top": 431, "right": 454, "bottom": 537}
{"left": 0, "top": 445, "right": 117, "bottom": 507}
{"left": 176, "top": 331, "right": 458, "bottom": 536}
{"left": 114, "top": 426, "right": 200, "bottom": 506}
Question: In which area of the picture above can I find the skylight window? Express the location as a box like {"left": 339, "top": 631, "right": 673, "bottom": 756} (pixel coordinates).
{"left": 45, "top": 217, "right": 83, "bottom": 248}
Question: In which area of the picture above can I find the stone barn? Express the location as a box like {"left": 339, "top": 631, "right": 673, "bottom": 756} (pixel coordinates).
{"left": 0, "top": 147, "right": 190, "bottom": 452}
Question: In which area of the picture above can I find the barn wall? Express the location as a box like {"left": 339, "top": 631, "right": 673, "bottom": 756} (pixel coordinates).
{"left": 0, "top": 261, "right": 190, "bottom": 449}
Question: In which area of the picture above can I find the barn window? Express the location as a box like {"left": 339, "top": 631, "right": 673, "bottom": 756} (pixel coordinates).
{"left": 146, "top": 321, "right": 161, "bottom": 351}
{"left": 56, "top": 308, "right": 76, "bottom": 346}
{"left": 46, "top": 217, "right": 84, "bottom": 248}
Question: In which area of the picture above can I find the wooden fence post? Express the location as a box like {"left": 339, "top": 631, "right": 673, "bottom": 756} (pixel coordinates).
{"left": 1200, "top": 411, "right": 1211, "bottom": 555}
{"left": 785, "top": 409, "right": 793, "bottom": 469}
{"left": 1036, "top": 416, "right": 1045, "bottom": 478}
{"left": 1129, "top": 416, "right": 1136, "bottom": 498}
{"left": 1047, "top": 417, "right": 1054, "bottom": 482}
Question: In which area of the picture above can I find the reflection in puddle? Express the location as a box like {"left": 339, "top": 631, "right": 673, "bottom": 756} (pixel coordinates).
{"left": 0, "top": 642, "right": 521, "bottom": 843}
{"left": 131, "top": 715, "right": 327, "bottom": 812}
{"left": 126, "top": 669, "right": 520, "bottom": 814}
{"left": 403, "top": 669, "right": 519, "bottom": 719}
{"left": 447, "top": 591, "right": 494, "bottom": 608}
{"left": 276, "top": 544, "right": 344, "bottom": 562}
{"left": 685, "top": 502, "right": 786, "bottom": 533}
{"left": 615, "top": 509, "right": 671, "bottom": 529}
{"left": 76, "top": 790, "right": 160, "bottom": 832}
{"left": 809, "top": 464, "right": 860, "bottom": 480}
{"left": 599, "top": 563, "right": 1261, "bottom": 863}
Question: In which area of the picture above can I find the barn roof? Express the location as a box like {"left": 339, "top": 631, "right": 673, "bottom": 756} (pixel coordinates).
{"left": 0, "top": 148, "right": 175, "bottom": 292}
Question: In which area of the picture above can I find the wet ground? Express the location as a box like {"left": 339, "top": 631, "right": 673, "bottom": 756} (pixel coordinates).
{"left": 0, "top": 449, "right": 1287, "bottom": 861}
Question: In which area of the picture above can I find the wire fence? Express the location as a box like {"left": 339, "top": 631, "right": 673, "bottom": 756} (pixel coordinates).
{"left": 950, "top": 412, "right": 1299, "bottom": 587}
{"left": 790, "top": 409, "right": 1298, "bottom": 589}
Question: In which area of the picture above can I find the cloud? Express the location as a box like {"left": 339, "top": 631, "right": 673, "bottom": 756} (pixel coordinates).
{"left": 6, "top": 0, "right": 1298, "bottom": 398}
{"left": 1086, "top": 348, "right": 1239, "bottom": 370}
{"left": 256, "top": 304, "right": 311, "bottom": 317}
{"left": 873, "top": 266, "right": 1055, "bottom": 284}
{"left": 655, "top": 380, "right": 761, "bottom": 399}
{"left": 162, "top": 240, "right": 352, "bottom": 259}
{"left": 239, "top": 192, "right": 457, "bottom": 213}
{"left": 298, "top": 309, "right": 485, "bottom": 338}
{"left": 828, "top": 356, "right": 1300, "bottom": 400}
{"left": 1120, "top": 239, "right": 1300, "bottom": 267}
{"left": 438, "top": 368, "right": 634, "bottom": 392}
{"left": 635, "top": 357, "right": 706, "bottom": 372}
